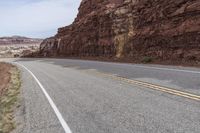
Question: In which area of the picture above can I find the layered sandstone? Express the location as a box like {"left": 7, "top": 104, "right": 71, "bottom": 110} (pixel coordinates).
{"left": 40, "top": 0, "right": 200, "bottom": 64}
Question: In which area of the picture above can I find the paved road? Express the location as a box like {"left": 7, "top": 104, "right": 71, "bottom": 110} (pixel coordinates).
{"left": 3, "top": 58, "right": 200, "bottom": 133}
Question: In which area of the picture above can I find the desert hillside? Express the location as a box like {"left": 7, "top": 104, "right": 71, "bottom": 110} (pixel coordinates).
{"left": 40, "top": 0, "right": 200, "bottom": 65}
{"left": 0, "top": 36, "right": 42, "bottom": 45}
{"left": 0, "top": 36, "right": 42, "bottom": 57}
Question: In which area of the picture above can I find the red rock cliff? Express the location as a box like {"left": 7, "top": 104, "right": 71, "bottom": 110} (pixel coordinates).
{"left": 40, "top": 0, "right": 200, "bottom": 63}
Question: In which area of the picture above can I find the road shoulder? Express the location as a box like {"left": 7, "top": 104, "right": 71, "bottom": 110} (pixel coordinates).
{"left": 0, "top": 63, "right": 21, "bottom": 133}
{"left": 12, "top": 63, "right": 64, "bottom": 133}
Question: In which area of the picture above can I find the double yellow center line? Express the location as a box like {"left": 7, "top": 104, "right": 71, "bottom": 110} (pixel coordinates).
{"left": 91, "top": 71, "right": 200, "bottom": 101}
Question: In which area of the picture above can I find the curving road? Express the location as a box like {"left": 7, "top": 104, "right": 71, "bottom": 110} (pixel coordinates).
{"left": 4, "top": 58, "right": 200, "bottom": 133}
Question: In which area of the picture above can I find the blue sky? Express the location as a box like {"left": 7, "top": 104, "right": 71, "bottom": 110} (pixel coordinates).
{"left": 0, "top": 0, "right": 81, "bottom": 38}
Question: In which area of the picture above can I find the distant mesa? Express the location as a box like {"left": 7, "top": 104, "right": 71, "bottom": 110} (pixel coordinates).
{"left": 0, "top": 36, "right": 43, "bottom": 58}
{"left": 0, "top": 36, "right": 43, "bottom": 45}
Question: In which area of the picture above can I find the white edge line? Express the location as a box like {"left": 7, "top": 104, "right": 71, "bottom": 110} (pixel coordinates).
{"left": 14, "top": 62, "right": 72, "bottom": 133}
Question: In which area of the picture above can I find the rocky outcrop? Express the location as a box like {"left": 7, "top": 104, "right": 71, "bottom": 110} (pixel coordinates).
{"left": 40, "top": 0, "right": 200, "bottom": 64}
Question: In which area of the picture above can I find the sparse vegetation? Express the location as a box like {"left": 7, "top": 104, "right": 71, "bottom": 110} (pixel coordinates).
{"left": 0, "top": 64, "right": 21, "bottom": 133}
{"left": 141, "top": 56, "right": 153, "bottom": 63}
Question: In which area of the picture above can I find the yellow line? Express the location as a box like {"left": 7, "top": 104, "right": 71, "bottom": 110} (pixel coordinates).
{"left": 92, "top": 71, "right": 200, "bottom": 101}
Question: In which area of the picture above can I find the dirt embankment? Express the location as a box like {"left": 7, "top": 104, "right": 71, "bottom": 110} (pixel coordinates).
{"left": 0, "top": 63, "right": 12, "bottom": 96}
{"left": 0, "top": 63, "right": 21, "bottom": 133}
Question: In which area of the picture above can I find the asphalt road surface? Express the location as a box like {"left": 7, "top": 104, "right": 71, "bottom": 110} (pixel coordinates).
{"left": 3, "top": 58, "right": 200, "bottom": 133}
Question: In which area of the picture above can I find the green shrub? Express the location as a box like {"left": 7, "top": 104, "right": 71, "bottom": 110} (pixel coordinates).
{"left": 141, "top": 56, "right": 153, "bottom": 63}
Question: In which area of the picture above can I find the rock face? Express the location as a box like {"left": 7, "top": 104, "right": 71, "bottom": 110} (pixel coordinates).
{"left": 40, "top": 0, "right": 200, "bottom": 63}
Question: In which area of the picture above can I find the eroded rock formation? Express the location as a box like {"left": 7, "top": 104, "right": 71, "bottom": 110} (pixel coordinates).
{"left": 0, "top": 36, "right": 42, "bottom": 58}
{"left": 40, "top": 0, "right": 200, "bottom": 63}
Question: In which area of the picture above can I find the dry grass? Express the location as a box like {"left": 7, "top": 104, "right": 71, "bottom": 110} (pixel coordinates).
{"left": 0, "top": 63, "right": 21, "bottom": 133}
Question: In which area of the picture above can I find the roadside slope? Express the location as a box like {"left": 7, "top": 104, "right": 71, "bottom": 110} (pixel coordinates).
{"left": 0, "top": 63, "right": 21, "bottom": 133}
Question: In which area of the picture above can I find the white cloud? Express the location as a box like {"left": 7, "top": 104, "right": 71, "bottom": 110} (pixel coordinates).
{"left": 0, "top": 0, "right": 81, "bottom": 38}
